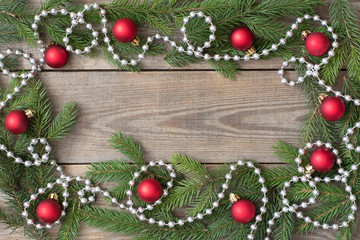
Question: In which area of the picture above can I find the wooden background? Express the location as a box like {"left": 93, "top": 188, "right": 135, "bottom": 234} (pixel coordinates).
{"left": 1, "top": 0, "right": 360, "bottom": 239}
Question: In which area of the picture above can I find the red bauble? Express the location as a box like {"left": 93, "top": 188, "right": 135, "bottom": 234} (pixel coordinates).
{"left": 229, "top": 26, "right": 254, "bottom": 51}
{"left": 137, "top": 178, "right": 162, "bottom": 203}
{"left": 231, "top": 199, "right": 256, "bottom": 224}
{"left": 304, "top": 32, "right": 330, "bottom": 57}
{"left": 310, "top": 148, "right": 335, "bottom": 172}
{"left": 5, "top": 110, "right": 29, "bottom": 134}
{"left": 36, "top": 199, "right": 62, "bottom": 224}
{"left": 112, "top": 18, "right": 137, "bottom": 43}
{"left": 320, "top": 96, "right": 345, "bottom": 121}
{"left": 44, "top": 44, "right": 69, "bottom": 68}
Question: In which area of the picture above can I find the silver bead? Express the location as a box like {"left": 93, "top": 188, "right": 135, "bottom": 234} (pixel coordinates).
{"left": 24, "top": 201, "right": 30, "bottom": 208}
{"left": 262, "top": 49, "right": 269, "bottom": 56}
{"left": 139, "top": 214, "right": 146, "bottom": 221}
{"left": 214, "top": 54, "right": 221, "bottom": 61}
{"left": 203, "top": 54, "right": 210, "bottom": 60}
{"left": 24, "top": 161, "right": 32, "bottom": 167}
{"left": 41, "top": 10, "right": 48, "bottom": 16}
{"left": 121, "top": 59, "right": 128, "bottom": 66}
{"left": 217, "top": 193, "right": 224, "bottom": 199}
{"left": 91, "top": 40, "right": 98, "bottom": 46}
{"left": 142, "top": 45, "right": 149, "bottom": 51}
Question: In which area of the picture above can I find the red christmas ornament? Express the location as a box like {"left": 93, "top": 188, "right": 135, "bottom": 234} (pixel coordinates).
{"left": 320, "top": 96, "right": 345, "bottom": 121}
{"left": 230, "top": 194, "right": 256, "bottom": 224}
{"left": 137, "top": 178, "right": 162, "bottom": 203}
{"left": 304, "top": 32, "right": 330, "bottom": 57}
{"left": 310, "top": 148, "right": 335, "bottom": 172}
{"left": 36, "top": 199, "right": 62, "bottom": 224}
{"left": 5, "top": 110, "right": 29, "bottom": 134}
{"left": 44, "top": 44, "right": 69, "bottom": 68}
{"left": 229, "top": 26, "right": 254, "bottom": 51}
{"left": 112, "top": 18, "right": 137, "bottom": 43}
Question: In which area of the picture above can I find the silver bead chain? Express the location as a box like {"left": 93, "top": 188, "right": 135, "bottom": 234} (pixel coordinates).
{"left": 0, "top": 4, "right": 358, "bottom": 239}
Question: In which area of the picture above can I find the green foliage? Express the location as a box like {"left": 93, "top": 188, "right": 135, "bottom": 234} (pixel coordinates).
{"left": 0, "top": 0, "right": 322, "bottom": 78}
{"left": 108, "top": 131, "right": 144, "bottom": 164}
{"left": 0, "top": 0, "right": 359, "bottom": 240}
{"left": 0, "top": 77, "right": 78, "bottom": 239}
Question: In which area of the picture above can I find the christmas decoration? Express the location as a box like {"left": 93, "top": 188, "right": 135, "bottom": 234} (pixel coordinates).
{"left": 112, "top": 18, "right": 139, "bottom": 45}
{"left": 44, "top": 44, "right": 69, "bottom": 68}
{"left": 309, "top": 147, "right": 335, "bottom": 172}
{"left": 36, "top": 193, "right": 62, "bottom": 224}
{"left": 229, "top": 193, "right": 256, "bottom": 223}
{"left": 137, "top": 178, "right": 163, "bottom": 203}
{"left": 229, "top": 26, "right": 255, "bottom": 53}
{"left": 0, "top": 1, "right": 359, "bottom": 240}
{"left": 320, "top": 95, "right": 346, "bottom": 121}
{"left": 4, "top": 110, "right": 30, "bottom": 134}
{"left": 304, "top": 32, "right": 330, "bottom": 56}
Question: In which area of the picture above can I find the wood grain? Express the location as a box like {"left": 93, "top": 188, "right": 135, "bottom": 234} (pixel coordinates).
{"left": 0, "top": 0, "right": 359, "bottom": 239}
{"left": 7, "top": 0, "right": 358, "bottom": 71}
{"left": 20, "top": 70, "right": 308, "bottom": 164}
{"left": 1, "top": 164, "right": 359, "bottom": 239}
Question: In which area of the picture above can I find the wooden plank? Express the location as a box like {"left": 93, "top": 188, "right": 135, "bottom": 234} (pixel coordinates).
{"left": 3, "top": 42, "right": 286, "bottom": 70}
{"left": 0, "top": 225, "right": 355, "bottom": 240}
{"left": 0, "top": 0, "right": 359, "bottom": 239}
{"left": 5, "top": 0, "right": 358, "bottom": 71}
{"left": 0, "top": 164, "right": 359, "bottom": 239}
{"left": 1, "top": 70, "right": 309, "bottom": 164}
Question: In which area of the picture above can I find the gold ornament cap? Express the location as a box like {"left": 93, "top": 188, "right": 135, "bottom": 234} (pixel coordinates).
{"left": 25, "top": 109, "right": 35, "bottom": 118}
{"left": 245, "top": 46, "right": 256, "bottom": 56}
{"left": 301, "top": 30, "right": 311, "bottom": 40}
{"left": 48, "top": 193, "right": 58, "bottom": 201}
{"left": 318, "top": 93, "right": 328, "bottom": 103}
{"left": 305, "top": 164, "right": 315, "bottom": 175}
{"left": 229, "top": 193, "right": 240, "bottom": 204}
{"left": 131, "top": 36, "right": 140, "bottom": 46}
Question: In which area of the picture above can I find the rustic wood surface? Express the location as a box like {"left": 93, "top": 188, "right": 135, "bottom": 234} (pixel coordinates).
{"left": 0, "top": 0, "right": 360, "bottom": 239}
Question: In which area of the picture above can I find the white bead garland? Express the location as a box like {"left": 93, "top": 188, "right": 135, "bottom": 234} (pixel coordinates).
{"left": 0, "top": 4, "right": 357, "bottom": 239}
